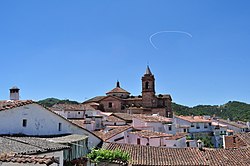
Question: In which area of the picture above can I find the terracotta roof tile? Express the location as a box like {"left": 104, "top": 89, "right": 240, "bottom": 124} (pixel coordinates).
{"left": 113, "top": 113, "right": 133, "bottom": 122}
{"left": 216, "top": 119, "right": 248, "bottom": 129}
{"left": 237, "top": 132, "right": 250, "bottom": 146}
{"left": 103, "top": 142, "right": 250, "bottom": 166}
{"left": 0, "top": 100, "right": 33, "bottom": 111}
{"left": 129, "top": 130, "right": 172, "bottom": 138}
{"left": 93, "top": 126, "right": 132, "bottom": 141}
{"left": 106, "top": 87, "right": 130, "bottom": 94}
{"left": 106, "top": 115, "right": 125, "bottom": 123}
{"left": 133, "top": 114, "right": 172, "bottom": 123}
{"left": 51, "top": 103, "right": 95, "bottom": 111}
{"left": 0, "top": 153, "right": 58, "bottom": 165}
{"left": 82, "top": 96, "right": 106, "bottom": 104}
{"left": 176, "top": 115, "right": 212, "bottom": 123}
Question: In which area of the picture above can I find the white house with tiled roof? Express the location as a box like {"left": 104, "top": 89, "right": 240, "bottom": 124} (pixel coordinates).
{"left": 174, "top": 115, "right": 213, "bottom": 134}
{"left": 0, "top": 99, "right": 101, "bottom": 149}
{"left": 132, "top": 114, "right": 173, "bottom": 133}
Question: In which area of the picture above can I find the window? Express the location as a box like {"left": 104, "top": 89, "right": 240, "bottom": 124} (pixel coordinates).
{"left": 145, "top": 81, "right": 149, "bottom": 89}
{"left": 196, "top": 124, "right": 200, "bottom": 129}
{"left": 168, "top": 125, "right": 172, "bottom": 131}
{"left": 78, "top": 112, "right": 80, "bottom": 114}
{"left": 22, "top": 119, "right": 27, "bottom": 127}
{"left": 204, "top": 123, "right": 208, "bottom": 128}
{"left": 108, "top": 102, "right": 112, "bottom": 108}
{"left": 58, "top": 123, "right": 62, "bottom": 131}
{"left": 184, "top": 128, "right": 187, "bottom": 132}
{"left": 191, "top": 123, "right": 194, "bottom": 127}
{"left": 186, "top": 142, "right": 190, "bottom": 147}
{"left": 137, "top": 138, "right": 141, "bottom": 145}
{"left": 209, "top": 123, "right": 212, "bottom": 126}
{"left": 233, "top": 137, "right": 236, "bottom": 143}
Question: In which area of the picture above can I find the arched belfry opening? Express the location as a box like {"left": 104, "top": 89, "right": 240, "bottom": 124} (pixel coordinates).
{"left": 145, "top": 81, "right": 149, "bottom": 89}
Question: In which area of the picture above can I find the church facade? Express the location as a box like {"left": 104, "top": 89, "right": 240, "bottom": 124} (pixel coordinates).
{"left": 83, "top": 66, "right": 173, "bottom": 117}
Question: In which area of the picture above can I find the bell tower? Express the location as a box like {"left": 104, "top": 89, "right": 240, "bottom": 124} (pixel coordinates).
{"left": 142, "top": 66, "right": 157, "bottom": 108}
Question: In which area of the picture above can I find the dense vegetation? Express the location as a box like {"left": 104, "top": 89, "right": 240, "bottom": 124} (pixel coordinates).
{"left": 173, "top": 101, "right": 250, "bottom": 122}
{"left": 87, "top": 149, "right": 130, "bottom": 163}
{"left": 38, "top": 98, "right": 250, "bottom": 122}
{"left": 37, "top": 98, "right": 79, "bottom": 107}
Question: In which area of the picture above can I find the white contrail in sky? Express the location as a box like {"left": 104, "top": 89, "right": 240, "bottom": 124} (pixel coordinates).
{"left": 149, "top": 31, "right": 193, "bottom": 50}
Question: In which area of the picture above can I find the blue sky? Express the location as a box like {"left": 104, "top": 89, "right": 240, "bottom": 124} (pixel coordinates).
{"left": 1, "top": 1, "right": 250, "bottom": 106}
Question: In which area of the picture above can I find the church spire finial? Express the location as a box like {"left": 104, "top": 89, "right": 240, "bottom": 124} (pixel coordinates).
{"left": 145, "top": 65, "right": 152, "bottom": 75}
{"left": 116, "top": 80, "right": 120, "bottom": 88}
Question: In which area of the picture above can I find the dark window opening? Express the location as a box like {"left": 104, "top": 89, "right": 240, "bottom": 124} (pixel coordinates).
{"left": 168, "top": 125, "right": 172, "bottom": 131}
{"left": 186, "top": 142, "right": 190, "bottom": 147}
{"left": 146, "top": 143, "right": 149, "bottom": 146}
{"left": 233, "top": 137, "right": 236, "bottom": 143}
{"left": 184, "top": 128, "right": 187, "bottom": 132}
{"left": 108, "top": 102, "right": 112, "bottom": 108}
{"left": 145, "top": 82, "right": 149, "bottom": 89}
{"left": 114, "top": 136, "right": 124, "bottom": 142}
{"left": 58, "top": 123, "right": 62, "bottom": 131}
{"left": 78, "top": 112, "right": 80, "bottom": 114}
{"left": 22, "top": 119, "right": 27, "bottom": 127}
{"left": 137, "top": 138, "right": 141, "bottom": 145}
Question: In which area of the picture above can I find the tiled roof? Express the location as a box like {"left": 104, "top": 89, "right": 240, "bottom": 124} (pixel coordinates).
{"left": 216, "top": 119, "right": 248, "bottom": 129}
{"left": 0, "top": 100, "right": 102, "bottom": 142}
{"left": 113, "top": 113, "right": 133, "bottom": 122}
{"left": 133, "top": 114, "right": 172, "bottom": 123}
{"left": 106, "top": 115, "right": 125, "bottom": 123}
{"left": 176, "top": 115, "right": 212, "bottom": 123}
{"left": 51, "top": 103, "right": 96, "bottom": 111}
{"left": 165, "top": 133, "right": 187, "bottom": 140}
{"left": 93, "top": 126, "right": 132, "bottom": 141}
{"left": 0, "top": 100, "right": 33, "bottom": 111}
{"left": 103, "top": 142, "right": 250, "bottom": 166}
{"left": 0, "top": 153, "right": 58, "bottom": 165}
{"left": 237, "top": 132, "right": 250, "bottom": 146}
{"left": 157, "top": 94, "right": 172, "bottom": 100}
{"left": 129, "top": 130, "right": 172, "bottom": 138}
{"left": 0, "top": 137, "right": 69, "bottom": 155}
{"left": 51, "top": 103, "right": 84, "bottom": 111}
{"left": 106, "top": 87, "right": 130, "bottom": 94}
{"left": 82, "top": 96, "right": 106, "bottom": 104}
{"left": 46, "top": 134, "right": 88, "bottom": 144}
{"left": 70, "top": 119, "right": 89, "bottom": 127}
{"left": 204, "top": 147, "right": 250, "bottom": 166}
{"left": 123, "top": 97, "right": 142, "bottom": 101}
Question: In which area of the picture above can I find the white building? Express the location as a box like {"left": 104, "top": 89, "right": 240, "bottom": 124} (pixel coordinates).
{"left": 132, "top": 114, "right": 173, "bottom": 133}
{"left": 127, "top": 130, "right": 187, "bottom": 148}
{"left": 0, "top": 136, "right": 68, "bottom": 166}
{"left": 0, "top": 100, "right": 101, "bottom": 149}
{"left": 174, "top": 115, "right": 213, "bottom": 135}
{"left": 214, "top": 119, "right": 249, "bottom": 133}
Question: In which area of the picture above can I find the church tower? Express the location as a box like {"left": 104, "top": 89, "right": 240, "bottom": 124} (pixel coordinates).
{"left": 142, "top": 66, "right": 157, "bottom": 108}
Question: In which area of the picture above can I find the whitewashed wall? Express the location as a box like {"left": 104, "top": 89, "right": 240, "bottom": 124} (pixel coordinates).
{"left": 164, "top": 137, "right": 186, "bottom": 148}
{"left": 0, "top": 104, "right": 101, "bottom": 149}
{"left": 174, "top": 117, "right": 212, "bottom": 133}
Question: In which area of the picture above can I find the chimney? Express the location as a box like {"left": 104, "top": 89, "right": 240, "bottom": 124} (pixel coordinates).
{"left": 197, "top": 139, "right": 203, "bottom": 150}
{"left": 10, "top": 86, "right": 20, "bottom": 100}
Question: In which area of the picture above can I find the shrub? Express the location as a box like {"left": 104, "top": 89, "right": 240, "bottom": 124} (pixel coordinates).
{"left": 87, "top": 149, "right": 130, "bottom": 163}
